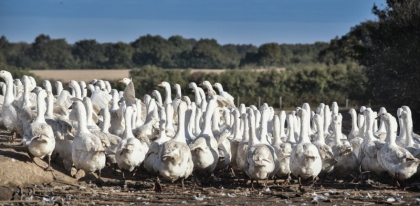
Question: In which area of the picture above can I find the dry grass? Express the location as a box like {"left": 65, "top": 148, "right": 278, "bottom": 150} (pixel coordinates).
{"left": 31, "top": 68, "right": 286, "bottom": 83}
{"left": 31, "top": 69, "right": 131, "bottom": 83}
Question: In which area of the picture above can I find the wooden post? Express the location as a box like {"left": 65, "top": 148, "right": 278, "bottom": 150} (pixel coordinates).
{"left": 237, "top": 96, "right": 239, "bottom": 107}
{"left": 279, "top": 96, "right": 282, "bottom": 110}
{"left": 258, "top": 97, "right": 261, "bottom": 108}
{"left": 346, "top": 98, "right": 349, "bottom": 108}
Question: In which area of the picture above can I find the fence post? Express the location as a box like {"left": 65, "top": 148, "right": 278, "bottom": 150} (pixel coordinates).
{"left": 279, "top": 96, "right": 282, "bottom": 110}
{"left": 346, "top": 98, "right": 349, "bottom": 108}
{"left": 368, "top": 99, "right": 371, "bottom": 107}
{"left": 237, "top": 96, "right": 239, "bottom": 107}
{"left": 258, "top": 96, "right": 261, "bottom": 108}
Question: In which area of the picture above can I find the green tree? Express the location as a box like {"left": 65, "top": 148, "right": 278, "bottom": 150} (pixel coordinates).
{"left": 258, "top": 43, "right": 282, "bottom": 67}
{"left": 190, "top": 39, "right": 225, "bottom": 69}
{"left": 104, "top": 42, "right": 134, "bottom": 69}
{"left": 29, "top": 34, "right": 76, "bottom": 69}
{"left": 72, "top": 39, "right": 106, "bottom": 68}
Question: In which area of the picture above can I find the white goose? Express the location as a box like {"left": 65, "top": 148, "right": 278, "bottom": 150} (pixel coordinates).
{"left": 45, "top": 90, "right": 74, "bottom": 173}
{"left": 18, "top": 76, "right": 37, "bottom": 131}
{"left": 213, "top": 82, "right": 235, "bottom": 107}
{"left": 153, "top": 101, "right": 193, "bottom": 190}
{"left": 189, "top": 98, "right": 219, "bottom": 181}
{"left": 289, "top": 109, "right": 322, "bottom": 185}
{"left": 359, "top": 108, "right": 386, "bottom": 177}
{"left": 0, "top": 70, "right": 24, "bottom": 139}
{"left": 244, "top": 107, "right": 279, "bottom": 189}
{"left": 229, "top": 109, "right": 242, "bottom": 171}
{"left": 349, "top": 108, "right": 364, "bottom": 160}
{"left": 400, "top": 109, "right": 420, "bottom": 157}
{"left": 377, "top": 112, "right": 420, "bottom": 188}
{"left": 119, "top": 78, "right": 136, "bottom": 106}
{"left": 116, "top": 106, "right": 147, "bottom": 178}
{"left": 109, "top": 89, "right": 125, "bottom": 137}
{"left": 157, "top": 81, "right": 172, "bottom": 107}
{"left": 272, "top": 114, "right": 292, "bottom": 183}
{"left": 144, "top": 109, "right": 171, "bottom": 175}
{"left": 236, "top": 112, "right": 249, "bottom": 172}
{"left": 374, "top": 107, "right": 387, "bottom": 140}
{"left": 330, "top": 114, "right": 358, "bottom": 177}
{"left": 100, "top": 103, "right": 122, "bottom": 172}
{"left": 70, "top": 100, "right": 107, "bottom": 181}
{"left": 23, "top": 89, "right": 55, "bottom": 171}
{"left": 312, "top": 114, "right": 336, "bottom": 176}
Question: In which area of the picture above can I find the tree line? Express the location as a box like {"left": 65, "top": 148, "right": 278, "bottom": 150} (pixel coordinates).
{"left": 319, "top": 0, "right": 420, "bottom": 126}
{"left": 0, "top": 34, "right": 328, "bottom": 70}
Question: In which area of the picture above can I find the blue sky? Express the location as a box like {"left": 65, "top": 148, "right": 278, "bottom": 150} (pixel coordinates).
{"left": 0, "top": 0, "right": 386, "bottom": 46}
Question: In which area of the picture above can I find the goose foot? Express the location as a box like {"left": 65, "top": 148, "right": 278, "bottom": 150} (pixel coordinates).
{"left": 181, "top": 178, "right": 185, "bottom": 191}
{"left": 230, "top": 168, "right": 236, "bottom": 177}
{"left": 152, "top": 176, "right": 163, "bottom": 192}
{"left": 250, "top": 179, "right": 255, "bottom": 191}
{"left": 281, "top": 174, "right": 291, "bottom": 186}
{"left": 311, "top": 176, "right": 319, "bottom": 185}
{"left": 262, "top": 177, "right": 269, "bottom": 191}
{"left": 9, "top": 132, "right": 16, "bottom": 142}
{"left": 113, "top": 164, "right": 118, "bottom": 175}
{"left": 96, "top": 170, "right": 104, "bottom": 185}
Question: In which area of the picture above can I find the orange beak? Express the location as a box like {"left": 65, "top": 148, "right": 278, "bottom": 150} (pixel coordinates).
{"left": 199, "top": 83, "right": 203, "bottom": 86}
{"left": 212, "top": 84, "right": 216, "bottom": 87}
{"left": 375, "top": 116, "right": 380, "bottom": 120}
{"left": 118, "top": 79, "right": 124, "bottom": 83}
{"left": 158, "top": 83, "right": 163, "bottom": 87}
{"left": 191, "top": 90, "right": 195, "bottom": 92}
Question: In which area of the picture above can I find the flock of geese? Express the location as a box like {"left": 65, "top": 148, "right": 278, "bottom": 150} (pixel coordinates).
{"left": 0, "top": 69, "right": 419, "bottom": 191}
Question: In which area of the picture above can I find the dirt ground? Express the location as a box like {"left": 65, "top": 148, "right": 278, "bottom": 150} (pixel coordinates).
{"left": 2, "top": 129, "right": 420, "bottom": 205}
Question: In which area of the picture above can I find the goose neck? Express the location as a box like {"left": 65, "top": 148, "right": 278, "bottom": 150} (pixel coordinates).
{"left": 259, "top": 113, "right": 269, "bottom": 144}
{"left": 164, "top": 85, "right": 172, "bottom": 104}
{"left": 404, "top": 116, "right": 414, "bottom": 147}
{"left": 174, "top": 104, "right": 187, "bottom": 143}
{"left": 35, "top": 96, "right": 46, "bottom": 122}
{"left": 286, "top": 117, "right": 296, "bottom": 143}
{"left": 124, "top": 111, "right": 135, "bottom": 139}
{"left": 46, "top": 92, "right": 54, "bottom": 119}
{"left": 202, "top": 100, "right": 216, "bottom": 135}
{"left": 248, "top": 112, "right": 260, "bottom": 146}
{"left": 314, "top": 118, "right": 325, "bottom": 143}
{"left": 233, "top": 113, "right": 241, "bottom": 140}
{"left": 299, "top": 114, "right": 310, "bottom": 143}
{"left": 3, "top": 76, "right": 14, "bottom": 105}
{"left": 77, "top": 104, "right": 90, "bottom": 134}
{"left": 101, "top": 108, "right": 110, "bottom": 133}
{"left": 273, "top": 116, "right": 281, "bottom": 145}
{"left": 351, "top": 111, "right": 359, "bottom": 132}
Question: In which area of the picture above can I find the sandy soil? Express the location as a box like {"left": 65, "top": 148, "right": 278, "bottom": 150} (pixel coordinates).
{"left": 1, "top": 127, "right": 420, "bottom": 204}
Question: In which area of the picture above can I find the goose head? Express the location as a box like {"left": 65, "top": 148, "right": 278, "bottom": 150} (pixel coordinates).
{"left": 157, "top": 81, "right": 170, "bottom": 89}
{"left": 119, "top": 78, "right": 131, "bottom": 86}
{"left": 212, "top": 82, "right": 223, "bottom": 92}
{"left": 0, "top": 70, "right": 13, "bottom": 81}
{"left": 55, "top": 81, "right": 63, "bottom": 95}
{"left": 42, "top": 80, "right": 52, "bottom": 93}
{"left": 188, "top": 82, "right": 197, "bottom": 89}
{"left": 200, "top": 81, "right": 213, "bottom": 91}
{"left": 173, "top": 83, "right": 181, "bottom": 98}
